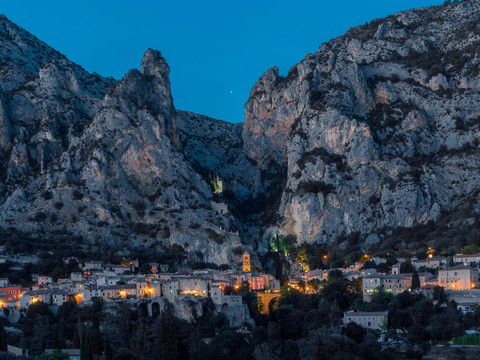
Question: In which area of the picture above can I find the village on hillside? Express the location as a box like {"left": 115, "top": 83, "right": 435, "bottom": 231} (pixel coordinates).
{"left": 1, "top": 246, "right": 480, "bottom": 357}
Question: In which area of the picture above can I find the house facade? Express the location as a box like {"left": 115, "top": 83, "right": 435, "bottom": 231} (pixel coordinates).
{"left": 362, "top": 271, "right": 413, "bottom": 301}
{"left": 438, "top": 265, "right": 478, "bottom": 290}
{"left": 343, "top": 310, "right": 388, "bottom": 330}
{"left": 453, "top": 254, "right": 480, "bottom": 266}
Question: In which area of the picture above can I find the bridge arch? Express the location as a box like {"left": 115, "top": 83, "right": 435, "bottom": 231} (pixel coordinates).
{"left": 257, "top": 292, "right": 281, "bottom": 315}
{"left": 146, "top": 297, "right": 164, "bottom": 318}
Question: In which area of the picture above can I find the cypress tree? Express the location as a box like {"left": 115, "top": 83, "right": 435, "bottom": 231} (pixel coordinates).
{"left": 0, "top": 317, "right": 7, "bottom": 351}
{"left": 158, "top": 306, "right": 183, "bottom": 360}
{"left": 73, "top": 326, "right": 80, "bottom": 349}
{"left": 104, "top": 337, "right": 113, "bottom": 360}
{"left": 92, "top": 313, "right": 100, "bottom": 330}
{"left": 52, "top": 327, "right": 61, "bottom": 349}
{"left": 411, "top": 271, "right": 421, "bottom": 290}
{"left": 315, "top": 336, "right": 329, "bottom": 360}
{"left": 80, "top": 326, "right": 93, "bottom": 360}
{"left": 80, "top": 327, "right": 86, "bottom": 360}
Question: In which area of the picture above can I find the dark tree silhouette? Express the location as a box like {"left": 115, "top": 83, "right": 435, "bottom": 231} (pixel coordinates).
{"left": 411, "top": 271, "right": 421, "bottom": 290}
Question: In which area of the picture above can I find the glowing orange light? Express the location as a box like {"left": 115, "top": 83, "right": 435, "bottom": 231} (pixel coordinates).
{"left": 74, "top": 293, "right": 83, "bottom": 304}
{"left": 323, "top": 255, "right": 327, "bottom": 260}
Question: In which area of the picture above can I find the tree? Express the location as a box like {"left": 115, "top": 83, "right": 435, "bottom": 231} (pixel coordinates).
{"left": 34, "top": 349, "right": 69, "bottom": 360}
{"left": 52, "top": 328, "right": 61, "bottom": 349}
{"left": 322, "top": 278, "right": 359, "bottom": 311}
{"left": 0, "top": 318, "right": 7, "bottom": 351}
{"left": 411, "top": 272, "right": 420, "bottom": 290}
{"left": 104, "top": 337, "right": 113, "bottom": 360}
{"left": 327, "top": 270, "right": 343, "bottom": 283}
{"left": 158, "top": 306, "right": 184, "bottom": 360}
{"left": 297, "top": 280, "right": 306, "bottom": 292}
{"left": 400, "top": 261, "right": 415, "bottom": 274}
{"left": 342, "top": 322, "right": 366, "bottom": 344}
{"left": 72, "top": 326, "right": 80, "bottom": 349}
{"left": 307, "top": 278, "right": 321, "bottom": 292}
{"left": 315, "top": 335, "right": 329, "bottom": 360}
{"left": 239, "top": 280, "right": 251, "bottom": 296}
{"left": 433, "top": 286, "right": 446, "bottom": 304}
{"left": 80, "top": 327, "right": 93, "bottom": 360}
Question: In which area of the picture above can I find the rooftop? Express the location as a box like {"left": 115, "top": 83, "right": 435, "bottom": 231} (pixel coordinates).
{"left": 344, "top": 310, "right": 388, "bottom": 317}
{"left": 441, "top": 264, "right": 476, "bottom": 271}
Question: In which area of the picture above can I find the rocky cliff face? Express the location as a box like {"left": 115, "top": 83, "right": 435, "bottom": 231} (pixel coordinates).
{"left": 1, "top": 0, "right": 480, "bottom": 261}
{"left": 0, "top": 15, "right": 245, "bottom": 265}
{"left": 245, "top": 0, "right": 480, "bottom": 247}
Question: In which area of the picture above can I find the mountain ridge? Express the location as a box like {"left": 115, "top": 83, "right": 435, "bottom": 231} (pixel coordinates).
{"left": 1, "top": 1, "right": 480, "bottom": 266}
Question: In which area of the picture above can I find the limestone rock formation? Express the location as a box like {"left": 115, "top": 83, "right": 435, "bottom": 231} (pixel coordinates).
{"left": 0, "top": 15, "right": 242, "bottom": 265}
{"left": 1, "top": 0, "right": 480, "bottom": 261}
{"left": 244, "top": 0, "right": 480, "bottom": 246}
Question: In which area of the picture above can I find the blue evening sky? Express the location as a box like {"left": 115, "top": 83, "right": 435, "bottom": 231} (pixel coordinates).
{"left": 2, "top": 1, "right": 444, "bottom": 123}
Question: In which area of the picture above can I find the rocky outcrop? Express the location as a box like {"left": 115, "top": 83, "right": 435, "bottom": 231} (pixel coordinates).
{"left": 244, "top": 0, "right": 480, "bottom": 246}
{"left": 215, "top": 303, "right": 254, "bottom": 327}
{"left": 0, "top": 15, "right": 242, "bottom": 265}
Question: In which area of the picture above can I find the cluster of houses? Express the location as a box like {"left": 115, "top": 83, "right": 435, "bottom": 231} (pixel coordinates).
{"left": 0, "top": 254, "right": 280, "bottom": 315}
{"left": 294, "top": 253, "right": 480, "bottom": 302}
{"left": 333, "top": 253, "right": 480, "bottom": 331}
{"left": 4, "top": 249, "right": 480, "bottom": 333}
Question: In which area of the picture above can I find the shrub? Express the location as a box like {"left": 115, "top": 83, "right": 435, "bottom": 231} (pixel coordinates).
{"left": 297, "top": 181, "right": 335, "bottom": 195}
{"left": 133, "top": 201, "right": 145, "bottom": 215}
{"left": 41, "top": 190, "right": 52, "bottom": 200}
{"left": 54, "top": 202, "right": 64, "bottom": 210}
{"left": 72, "top": 189, "right": 83, "bottom": 200}
{"left": 369, "top": 195, "right": 380, "bottom": 205}
{"left": 34, "top": 212, "right": 47, "bottom": 222}
{"left": 233, "top": 246, "right": 244, "bottom": 256}
{"left": 50, "top": 213, "right": 58, "bottom": 223}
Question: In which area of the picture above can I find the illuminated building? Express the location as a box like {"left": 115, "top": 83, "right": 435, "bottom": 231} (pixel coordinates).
{"left": 438, "top": 264, "right": 478, "bottom": 290}
{"left": 242, "top": 253, "right": 251, "bottom": 272}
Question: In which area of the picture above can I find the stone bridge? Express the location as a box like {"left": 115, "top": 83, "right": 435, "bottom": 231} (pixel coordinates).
{"left": 257, "top": 292, "right": 281, "bottom": 315}
{"left": 145, "top": 297, "right": 166, "bottom": 318}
